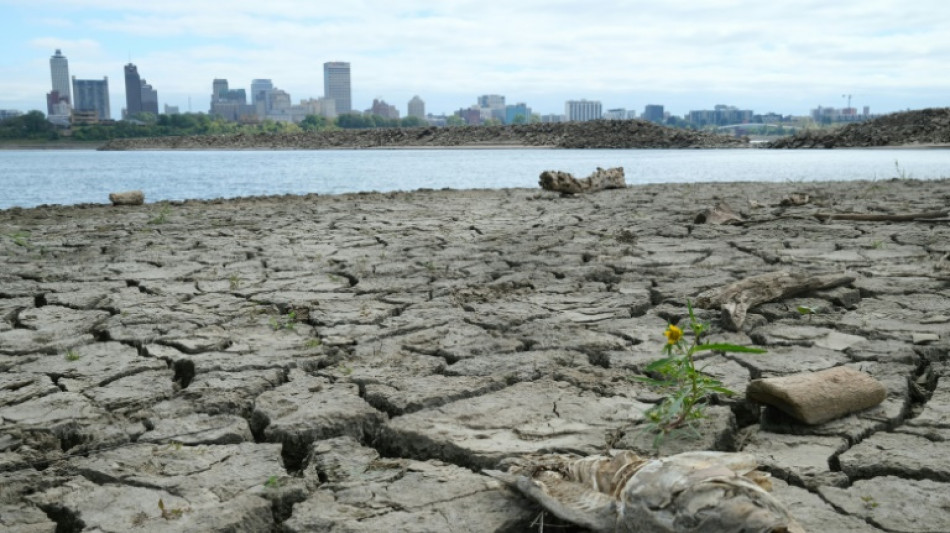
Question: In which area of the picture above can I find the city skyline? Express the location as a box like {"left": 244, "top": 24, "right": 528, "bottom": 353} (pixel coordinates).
{"left": 2, "top": 1, "right": 948, "bottom": 119}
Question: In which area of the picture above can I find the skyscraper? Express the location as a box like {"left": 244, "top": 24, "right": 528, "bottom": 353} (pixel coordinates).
{"left": 324, "top": 62, "right": 351, "bottom": 115}
{"left": 124, "top": 63, "right": 143, "bottom": 117}
{"left": 72, "top": 76, "right": 111, "bottom": 120}
{"left": 140, "top": 79, "right": 158, "bottom": 115}
{"left": 48, "top": 49, "right": 71, "bottom": 115}
{"left": 565, "top": 100, "right": 602, "bottom": 122}
{"left": 408, "top": 96, "right": 425, "bottom": 120}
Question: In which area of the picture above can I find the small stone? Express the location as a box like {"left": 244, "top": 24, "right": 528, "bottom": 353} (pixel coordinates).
{"left": 108, "top": 190, "right": 144, "bottom": 206}
{"left": 747, "top": 366, "right": 887, "bottom": 425}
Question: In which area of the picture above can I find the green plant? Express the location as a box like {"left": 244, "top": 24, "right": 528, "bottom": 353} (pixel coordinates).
{"left": 228, "top": 273, "right": 242, "bottom": 290}
{"left": 269, "top": 310, "right": 297, "bottom": 331}
{"left": 796, "top": 305, "right": 817, "bottom": 320}
{"left": 8, "top": 231, "right": 30, "bottom": 247}
{"left": 158, "top": 498, "right": 186, "bottom": 520}
{"left": 304, "top": 338, "right": 322, "bottom": 349}
{"left": 264, "top": 475, "right": 281, "bottom": 489}
{"left": 632, "top": 301, "right": 766, "bottom": 448}
{"left": 64, "top": 350, "right": 81, "bottom": 361}
{"left": 148, "top": 205, "right": 172, "bottom": 225}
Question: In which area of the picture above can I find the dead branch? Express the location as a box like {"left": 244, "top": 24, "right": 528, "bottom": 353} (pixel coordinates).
{"left": 539, "top": 167, "right": 626, "bottom": 194}
{"left": 695, "top": 270, "right": 857, "bottom": 331}
{"left": 814, "top": 210, "right": 948, "bottom": 222}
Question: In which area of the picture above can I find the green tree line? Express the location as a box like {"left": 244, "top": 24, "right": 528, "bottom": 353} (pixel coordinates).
{"left": 0, "top": 111, "right": 429, "bottom": 142}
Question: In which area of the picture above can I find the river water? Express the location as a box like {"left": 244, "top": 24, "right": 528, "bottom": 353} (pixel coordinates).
{"left": 1, "top": 148, "right": 948, "bottom": 210}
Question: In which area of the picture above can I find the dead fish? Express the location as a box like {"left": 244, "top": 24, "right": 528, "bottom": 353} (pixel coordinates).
{"left": 485, "top": 450, "right": 804, "bottom": 533}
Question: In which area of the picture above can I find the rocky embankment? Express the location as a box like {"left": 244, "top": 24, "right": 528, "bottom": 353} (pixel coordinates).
{"left": 770, "top": 107, "right": 950, "bottom": 148}
{"left": 99, "top": 119, "right": 748, "bottom": 150}
{"left": 2, "top": 179, "right": 950, "bottom": 532}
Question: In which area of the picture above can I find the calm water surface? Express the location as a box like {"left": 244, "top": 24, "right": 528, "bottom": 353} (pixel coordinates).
{"left": 1, "top": 148, "right": 948, "bottom": 209}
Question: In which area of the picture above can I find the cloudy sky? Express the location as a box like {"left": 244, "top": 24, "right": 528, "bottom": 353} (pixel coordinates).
{"left": 1, "top": 0, "right": 947, "bottom": 120}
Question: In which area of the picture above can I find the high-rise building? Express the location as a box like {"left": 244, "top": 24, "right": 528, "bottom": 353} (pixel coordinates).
{"left": 49, "top": 49, "right": 71, "bottom": 109}
{"left": 565, "top": 99, "right": 602, "bottom": 122}
{"left": 210, "top": 79, "right": 256, "bottom": 122}
{"left": 505, "top": 103, "right": 531, "bottom": 124}
{"left": 124, "top": 63, "right": 143, "bottom": 117}
{"left": 642, "top": 104, "right": 665, "bottom": 123}
{"left": 324, "top": 62, "right": 352, "bottom": 115}
{"left": 71, "top": 76, "right": 111, "bottom": 120}
{"left": 408, "top": 96, "right": 425, "bottom": 120}
{"left": 140, "top": 79, "right": 159, "bottom": 115}
{"left": 251, "top": 79, "right": 273, "bottom": 105}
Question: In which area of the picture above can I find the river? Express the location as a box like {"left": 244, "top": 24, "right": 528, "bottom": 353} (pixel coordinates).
{"left": 1, "top": 148, "right": 948, "bottom": 209}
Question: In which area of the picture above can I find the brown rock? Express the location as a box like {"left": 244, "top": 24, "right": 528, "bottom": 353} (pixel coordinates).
{"left": 746, "top": 366, "right": 887, "bottom": 425}
{"left": 108, "top": 190, "right": 145, "bottom": 206}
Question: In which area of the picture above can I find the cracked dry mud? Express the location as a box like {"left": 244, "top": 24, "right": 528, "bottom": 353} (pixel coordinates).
{"left": 1, "top": 178, "right": 949, "bottom": 532}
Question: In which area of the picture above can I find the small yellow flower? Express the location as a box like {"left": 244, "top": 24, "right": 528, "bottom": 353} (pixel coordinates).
{"left": 664, "top": 324, "right": 683, "bottom": 345}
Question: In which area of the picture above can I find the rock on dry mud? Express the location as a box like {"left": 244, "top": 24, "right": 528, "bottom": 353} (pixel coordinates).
{"left": 1, "top": 177, "right": 950, "bottom": 531}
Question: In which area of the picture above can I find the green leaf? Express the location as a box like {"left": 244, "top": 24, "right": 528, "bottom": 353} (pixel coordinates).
{"left": 693, "top": 343, "right": 767, "bottom": 354}
{"left": 708, "top": 386, "right": 735, "bottom": 395}
{"left": 646, "top": 357, "right": 676, "bottom": 372}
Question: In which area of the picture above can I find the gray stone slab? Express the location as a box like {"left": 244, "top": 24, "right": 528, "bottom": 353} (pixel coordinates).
{"left": 839, "top": 431, "right": 950, "bottom": 481}
{"left": 742, "top": 431, "right": 849, "bottom": 487}
{"left": 770, "top": 479, "right": 885, "bottom": 532}
{"left": 907, "top": 376, "right": 950, "bottom": 428}
{"left": 140, "top": 413, "right": 253, "bottom": 445}
{"left": 379, "top": 380, "right": 649, "bottom": 469}
{"left": 819, "top": 477, "right": 950, "bottom": 533}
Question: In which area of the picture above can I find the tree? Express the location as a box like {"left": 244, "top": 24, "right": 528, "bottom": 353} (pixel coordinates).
{"left": 400, "top": 116, "right": 426, "bottom": 128}
{"left": 511, "top": 114, "right": 526, "bottom": 125}
{"left": 300, "top": 114, "right": 328, "bottom": 131}
{"left": 445, "top": 115, "right": 465, "bottom": 127}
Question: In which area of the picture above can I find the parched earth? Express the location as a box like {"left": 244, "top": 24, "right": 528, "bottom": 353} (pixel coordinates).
{"left": 2, "top": 178, "right": 950, "bottom": 532}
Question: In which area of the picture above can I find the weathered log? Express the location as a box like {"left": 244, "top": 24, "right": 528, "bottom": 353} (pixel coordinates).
{"left": 695, "top": 270, "right": 857, "bottom": 331}
{"left": 747, "top": 366, "right": 886, "bottom": 425}
{"left": 695, "top": 201, "right": 743, "bottom": 225}
{"left": 108, "top": 190, "right": 145, "bottom": 206}
{"left": 539, "top": 167, "right": 625, "bottom": 194}
{"left": 814, "top": 210, "right": 949, "bottom": 222}
{"left": 485, "top": 450, "right": 803, "bottom": 533}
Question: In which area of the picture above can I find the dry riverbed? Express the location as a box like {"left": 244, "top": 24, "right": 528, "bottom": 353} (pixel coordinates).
{"left": 2, "top": 178, "right": 950, "bottom": 532}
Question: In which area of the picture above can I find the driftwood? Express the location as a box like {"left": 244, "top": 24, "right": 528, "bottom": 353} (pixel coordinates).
{"left": 694, "top": 201, "right": 743, "bottom": 225}
{"left": 747, "top": 366, "right": 886, "bottom": 425}
{"left": 695, "top": 270, "right": 856, "bottom": 331}
{"left": 814, "top": 210, "right": 949, "bottom": 222}
{"left": 485, "top": 450, "right": 803, "bottom": 533}
{"left": 539, "top": 167, "right": 625, "bottom": 194}
{"left": 108, "top": 190, "right": 145, "bottom": 206}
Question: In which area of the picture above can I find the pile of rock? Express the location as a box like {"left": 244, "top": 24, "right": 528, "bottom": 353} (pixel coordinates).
{"left": 99, "top": 120, "right": 747, "bottom": 151}
{"left": 769, "top": 107, "right": 950, "bottom": 148}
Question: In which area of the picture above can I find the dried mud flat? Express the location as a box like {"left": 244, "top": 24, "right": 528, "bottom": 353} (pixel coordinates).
{"left": 2, "top": 178, "right": 950, "bottom": 532}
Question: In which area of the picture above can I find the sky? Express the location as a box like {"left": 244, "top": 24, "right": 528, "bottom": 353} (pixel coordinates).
{"left": 1, "top": 0, "right": 948, "bottom": 120}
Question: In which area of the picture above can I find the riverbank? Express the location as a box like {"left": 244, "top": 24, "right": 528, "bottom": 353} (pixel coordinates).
{"left": 2, "top": 179, "right": 949, "bottom": 531}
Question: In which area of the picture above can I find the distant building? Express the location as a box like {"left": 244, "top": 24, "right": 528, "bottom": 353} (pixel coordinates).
{"left": 299, "top": 97, "right": 336, "bottom": 119}
{"left": 124, "top": 64, "right": 143, "bottom": 117}
{"left": 324, "top": 62, "right": 352, "bottom": 114}
{"left": 477, "top": 94, "right": 506, "bottom": 122}
{"left": 456, "top": 107, "right": 481, "bottom": 125}
{"left": 369, "top": 98, "right": 399, "bottom": 120}
{"left": 251, "top": 79, "right": 274, "bottom": 116}
{"left": 210, "top": 79, "right": 256, "bottom": 122}
{"left": 0, "top": 109, "right": 23, "bottom": 121}
{"left": 164, "top": 104, "right": 180, "bottom": 115}
{"left": 48, "top": 49, "right": 71, "bottom": 114}
{"left": 71, "top": 76, "right": 111, "bottom": 121}
{"left": 540, "top": 114, "right": 564, "bottom": 123}
{"left": 408, "top": 95, "right": 425, "bottom": 119}
{"left": 642, "top": 104, "right": 665, "bottom": 123}
{"left": 565, "top": 99, "right": 602, "bottom": 122}
{"left": 604, "top": 108, "right": 627, "bottom": 120}
{"left": 687, "top": 104, "right": 752, "bottom": 127}
{"left": 140, "top": 79, "right": 159, "bottom": 115}
{"left": 505, "top": 102, "right": 531, "bottom": 124}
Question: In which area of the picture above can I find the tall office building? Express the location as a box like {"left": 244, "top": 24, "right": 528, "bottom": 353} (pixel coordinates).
{"left": 140, "top": 79, "right": 159, "bottom": 115}
{"left": 565, "top": 99, "right": 602, "bottom": 122}
{"left": 49, "top": 49, "right": 71, "bottom": 106}
{"left": 324, "top": 62, "right": 352, "bottom": 115}
{"left": 72, "top": 76, "right": 111, "bottom": 120}
{"left": 642, "top": 104, "right": 665, "bottom": 123}
{"left": 407, "top": 96, "right": 425, "bottom": 120}
{"left": 124, "top": 63, "right": 143, "bottom": 116}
